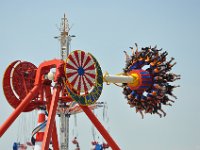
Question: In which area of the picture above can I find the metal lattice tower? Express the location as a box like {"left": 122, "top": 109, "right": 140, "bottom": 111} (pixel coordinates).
{"left": 55, "top": 14, "right": 74, "bottom": 150}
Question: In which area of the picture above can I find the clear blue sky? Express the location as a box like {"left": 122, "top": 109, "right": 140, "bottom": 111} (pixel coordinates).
{"left": 0, "top": 0, "right": 200, "bottom": 150}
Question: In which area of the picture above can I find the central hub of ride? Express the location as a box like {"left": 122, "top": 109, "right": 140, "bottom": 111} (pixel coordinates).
{"left": 77, "top": 67, "right": 85, "bottom": 76}
{"left": 128, "top": 69, "right": 152, "bottom": 93}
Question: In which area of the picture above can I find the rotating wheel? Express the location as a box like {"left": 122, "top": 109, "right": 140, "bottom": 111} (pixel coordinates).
{"left": 65, "top": 50, "right": 96, "bottom": 95}
{"left": 3, "top": 60, "right": 39, "bottom": 112}
{"left": 65, "top": 50, "right": 103, "bottom": 106}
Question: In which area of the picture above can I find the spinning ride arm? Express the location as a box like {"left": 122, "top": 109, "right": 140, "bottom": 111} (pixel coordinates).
{"left": 103, "top": 72, "right": 136, "bottom": 84}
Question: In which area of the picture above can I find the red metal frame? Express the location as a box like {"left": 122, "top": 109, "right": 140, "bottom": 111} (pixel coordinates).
{"left": 0, "top": 85, "right": 40, "bottom": 137}
{"left": 80, "top": 105, "right": 120, "bottom": 150}
{"left": 42, "top": 85, "right": 61, "bottom": 150}
{"left": 45, "top": 85, "right": 59, "bottom": 150}
{"left": 0, "top": 59, "right": 121, "bottom": 150}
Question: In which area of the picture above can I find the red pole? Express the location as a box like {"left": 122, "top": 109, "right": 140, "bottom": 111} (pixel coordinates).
{"left": 0, "top": 85, "right": 40, "bottom": 137}
{"left": 80, "top": 105, "right": 121, "bottom": 150}
{"left": 45, "top": 85, "right": 60, "bottom": 150}
{"left": 42, "top": 84, "right": 61, "bottom": 150}
{"left": 51, "top": 126, "right": 59, "bottom": 150}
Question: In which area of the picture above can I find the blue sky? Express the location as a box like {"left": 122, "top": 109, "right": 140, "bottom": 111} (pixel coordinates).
{"left": 0, "top": 0, "right": 200, "bottom": 150}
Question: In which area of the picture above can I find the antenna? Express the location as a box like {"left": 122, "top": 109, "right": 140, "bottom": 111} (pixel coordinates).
{"left": 55, "top": 13, "right": 75, "bottom": 61}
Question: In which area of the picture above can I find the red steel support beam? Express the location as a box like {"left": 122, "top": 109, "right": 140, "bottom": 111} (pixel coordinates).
{"left": 80, "top": 105, "right": 121, "bottom": 150}
{"left": 34, "top": 59, "right": 65, "bottom": 85}
{"left": 45, "top": 85, "right": 59, "bottom": 150}
{"left": 42, "top": 84, "right": 61, "bottom": 150}
{"left": 51, "top": 125, "right": 59, "bottom": 150}
{"left": 0, "top": 85, "right": 40, "bottom": 137}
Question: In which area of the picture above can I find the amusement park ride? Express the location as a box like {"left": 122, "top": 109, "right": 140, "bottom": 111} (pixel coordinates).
{"left": 0, "top": 14, "right": 180, "bottom": 150}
